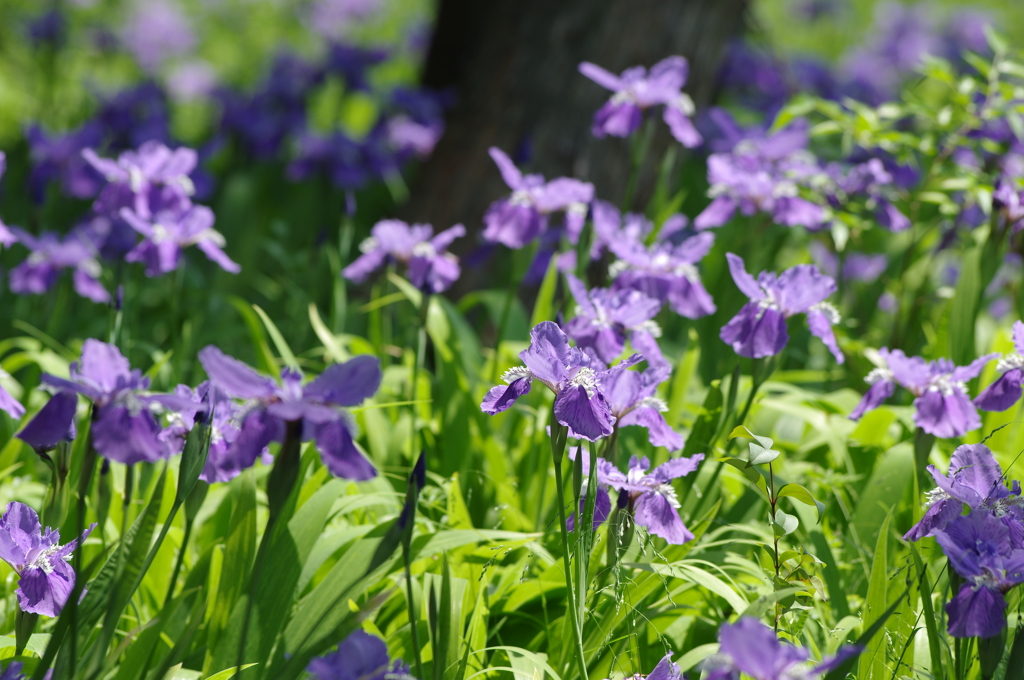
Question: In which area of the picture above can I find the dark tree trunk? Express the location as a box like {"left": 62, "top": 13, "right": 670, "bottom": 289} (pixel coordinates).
{"left": 404, "top": 0, "right": 749, "bottom": 239}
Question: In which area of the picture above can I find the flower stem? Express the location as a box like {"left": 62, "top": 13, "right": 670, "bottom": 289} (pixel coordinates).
{"left": 549, "top": 418, "right": 588, "bottom": 680}
{"left": 402, "top": 544, "right": 425, "bottom": 679}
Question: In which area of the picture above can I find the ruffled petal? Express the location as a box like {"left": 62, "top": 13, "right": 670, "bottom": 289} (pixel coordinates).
{"left": 315, "top": 420, "right": 377, "bottom": 480}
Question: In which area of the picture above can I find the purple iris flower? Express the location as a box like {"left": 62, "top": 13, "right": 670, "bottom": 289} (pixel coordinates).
{"left": 578, "top": 57, "right": 702, "bottom": 147}
{"left": 830, "top": 158, "right": 910, "bottom": 233}
{"left": 167, "top": 60, "right": 218, "bottom": 102}
{"left": 198, "top": 346, "right": 382, "bottom": 480}
{"left": 325, "top": 43, "right": 389, "bottom": 92}
{"left": 483, "top": 147, "right": 594, "bottom": 249}
{"left": 16, "top": 391, "right": 76, "bottom": 451}
{"left": 808, "top": 242, "right": 888, "bottom": 283}
{"left": 287, "top": 130, "right": 373, "bottom": 190}
{"left": 7, "top": 227, "right": 110, "bottom": 303}
{"left": 307, "top": 630, "right": 416, "bottom": 680}
{"left": 480, "top": 321, "right": 634, "bottom": 441}
{"left": 848, "top": 348, "right": 996, "bottom": 438}
{"left": 607, "top": 226, "right": 717, "bottom": 320}
{"left": 904, "top": 443, "right": 1024, "bottom": 544}
{"left": 387, "top": 115, "right": 444, "bottom": 159}
{"left": 307, "top": 0, "right": 384, "bottom": 39}
{"left": 342, "top": 219, "right": 465, "bottom": 293}
{"left": 83, "top": 141, "right": 198, "bottom": 220}
{"left": 25, "top": 123, "right": 105, "bottom": 203}
{"left": 610, "top": 455, "right": 704, "bottom": 544}
{"left": 0, "top": 152, "right": 14, "bottom": 249}
{"left": 564, "top": 274, "right": 663, "bottom": 366}
{"left": 704, "top": 617, "right": 860, "bottom": 680}
{"left": 645, "top": 654, "right": 684, "bottom": 680}
{"left": 601, "top": 354, "right": 683, "bottom": 450}
{"left": 694, "top": 121, "right": 828, "bottom": 231}
{"left": 976, "top": 321, "right": 1024, "bottom": 412}
{"left": 27, "top": 340, "right": 184, "bottom": 464}
{"left": 120, "top": 206, "right": 240, "bottom": 276}
{"left": 0, "top": 661, "right": 28, "bottom": 680}
{"left": 994, "top": 180, "right": 1024, "bottom": 233}
{"left": 120, "top": 0, "right": 196, "bottom": 73}
{"left": 0, "top": 375, "right": 25, "bottom": 422}
{"left": 158, "top": 382, "right": 271, "bottom": 484}
{"left": 935, "top": 510, "right": 1024, "bottom": 638}
{"left": 0, "top": 502, "right": 95, "bottom": 617}
{"left": 720, "top": 253, "right": 843, "bottom": 363}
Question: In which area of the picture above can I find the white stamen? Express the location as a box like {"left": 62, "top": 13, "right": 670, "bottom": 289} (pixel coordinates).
{"left": 865, "top": 367, "right": 894, "bottom": 386}
{"left": 997, "top": 354, "right": 1024, "bottom": 374}
{"left": 359, "top": 236, "right": 379, "bottom": 254}
{"left": 568, "top": 367, "right": 599, "bottom": 398}
{"left": 654, "top": 483, "right": 681, "bottom": 508}
{"left": 636, "top": 397, "right": 669, "bottom": 412}
{"left": 928, "top": 374, "right": 966, "bottom": 397}
{"left": 608, "top": 260, "right": 630, "bottom": 279}
{"left": 501, "top": 366, "right": 532, "bottom": 384}
{"left": 672, "top": 263, "right": 699, "bottom": 281}
{"left": 128, "top": 167, "right": 145, "bottom": 193}
{"left": 675, "top": 94, "right": 695, "bottom": 116}
{"left": 611, "top": 90, "right": 637, "bottom": 106}
{"left": 509, "top": 189, "right": 533, "bottom": 207}
{"left": 810, "top": 301, "right": 841, "bottom": 325}
{"left": 28, "top": 545, "right": 62, "bottom": 574}
{"left": 151, "top": 223, "right": 171, "bottom": 244}
{"left": 412, "top": 241, "right": 437, "bottom": 258}
{"left": 924, "top": 487, "right": 952, "bottom": 509}
{"left": 637, "top": 319, "right": 662, "bottom": 338}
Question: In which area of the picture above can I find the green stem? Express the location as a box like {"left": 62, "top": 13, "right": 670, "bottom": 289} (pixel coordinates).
{"left": 550, "top": 420, "right": 588, "bottom": 680}
{"left": 164, "top": 517, "right": 193, "bottom": 607}
{"left": 403, "top": 545, "right": 425, "bottom": 679}
{"left": 410, "top": 293, "right": 430, "bottom": 459}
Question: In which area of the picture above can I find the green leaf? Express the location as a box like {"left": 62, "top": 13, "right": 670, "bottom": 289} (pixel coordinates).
{"left": 737, "top": 586, "right": 804, "bottom": 619}
{"left": 681, "top": 377, "right": 721, "bottom": 459}
{"left": 227, "top": 296, "right": 278, "bottom": 375}
{"left": 776, "top": 484, "right": 825, "bottom": 523}
{"left": 530, "top": 256, "right": 560, "bottom": 327}
{"left": 823, "top": 591, "right": 906, "bottom": 680}
{"left": 204, "top": 665, "right": 258, "bottom": 680}
{"left": 772, "top": 510, "right": 799, "bottom": 537}
{"left": 949, "top": 243, "right": 982, "bottom": 365}
{"left": 857, "top": 509, "right": 892, "bottom": 680}
{"left": 810, "top": 532, "right": 849, "bottom": 620}
{"left": 674, "top": 644, "right": 718, "bottom": 673}
{"left": 849, "top": 443, "right": 913, "bottom": 559}
{"left": 625, "top": 562, "right": 747, "bottom": 613}
{"left": 176, "top": 416, "right": 211, "bottom": 507}
{"left": 253, "top": 304, "right": 299, "bottom": 369}
{"left": 728, "top": 427, "right": 779, "bottom": 466}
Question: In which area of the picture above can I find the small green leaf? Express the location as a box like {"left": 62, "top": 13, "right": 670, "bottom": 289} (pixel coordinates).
{"left": 530, "top": 256, "right": 560, "bottom": 327}
{"left": 772, "top": 510, "right": 799, "bottom": 536}
{"left": 776, "top": 484, "right": 826, "bottom": 523}
{"left": 253, "top": 305, "right": 299, "bottom": 370}
{"left": 738, "top": 586, "right": 804, "bottom": 619}
{"left": 204, "top": 664, "right": 258, "bottom": 680}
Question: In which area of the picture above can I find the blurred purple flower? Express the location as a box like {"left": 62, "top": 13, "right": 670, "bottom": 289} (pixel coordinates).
{"left": 483, "top": 147, "right": 593, "bottom": 249}
{"left": 307, "top": 630, "right": 415, "bottom": 680}
{"left": 607, "top": 224, "right": 717, "bottom": 320}
{"left": 564, "top": 274, "right": 662, "bottom": 366}
{"left": 343, "top": 219, "right": 464, "bottom": 293}
{"left": 721, "top": 253, "right": 843, "bottom": 362}
{"left": 849, "top": 348, "right": 996, "bottom": 438}
{"left": 976, "top": 320, "right": 1024, "bottom": 412}
{"left": 325, "top": 43, "right": 388, "bottom": 92}
{"left": 480, "top": 322, "right": 637, "bottom": 441}
{"left": 601, "top": 357, "right": 684, "bottom": 450}
{"left": 0, "top": 375, "right": 25, "bottom": 422}
{"left": 7, "top": 228, "right": 110, "bottom": 303}
{"left": 579, "top": 56, "right": 702, "bottom": 147}
{"left": 936, "top": 510, "right": 1024, "bottom": 638}
{"left": 695, "top": 121, "right": 828, "bottom": 231}
{"left": 704, "top": 617, "right": 860, "bottom": 680}
{"left": 198, "top": 346, "right": 382, "bottom": 480}
{"left": 95, "top": 82, "right": 172, "bottom": 150}
{"left": 166, "top": 61, "right": 218, "bottom": 102}
{"left": 307, "top": 0, "right": 385, "bottom": 39}
{"left": 387, "top": 115, "right": 443, "bottom": 159}
{"left": 809, "top": 242, "right": 888, "bottom": 283}
{"left": 26, "top": 10, "right": 66, "bottom": 48}
{"left": 84, "top": 141, "right": 197, "bottom": 219}
{"left": 16, "top": 391, "right": 76, "bottom": 451}
{"left": 0, "top": 502, "right": 95, "bottom": 617}
{"left": 120, "top": 205, "right": 239, "bottom": 276}
{"left": 25, "top": 123, "right": 105, "bottom": 202}
{"left": 904, "top": 443, "right": 1024, "bottom": 544}
{"left": 121, "top": 0, "right": 196, "bottom": 72}
{"left": 287, "top": 130, "right": 373, "bottom": 189}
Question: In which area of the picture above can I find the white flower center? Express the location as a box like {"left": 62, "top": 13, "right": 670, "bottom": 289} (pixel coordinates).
{"left": 510, "top": 189, "right": 533, "bottom": 207}
{"left": 924, "top": 487, "right": 952, "bottom": 509}
{"left": 928, "top": 374, "right": 966, "bottom": 397}
{"left": 27, "top": 545, "right": 62, "bottom": 574}
{"left": 998, "top": 354, "right": 1024, "bottom": 374}
{"left": 654, "top": 483, "right": 681, "bottom": 508}
{"left": 811, "top": 301, "right": 841, "bottom": 325}
{"left": 128, "top": 167, "right": 145, "bottom": 193}
{"left": 611, "top": 90, "right": 637, "bottom": 106}
{"left": 608, "top": 260, "right": 630, "bottom": 279}
{"left": 412, "top": 241, "right": 436, "bottom": 258}
{"left": 359, "top": 236, "right": 379, "bottom": 254}
{"left": 865, "top": 367, "right": 894, "bottom": 385}
{"left": 636, "top": 396, "right": 668, "bottom": 412}
{"left": 567, "top": 202, "right": 588, "bottom": 218}
{"left": 567, "top": 367, "right": 599, "bottom": 398}
{"left": 673, "top": 262, "right": 699, "bottom": 281}
{"left": 675, "top": 93, "right": 695, "bottom": 116}
{"left": 151, "top": 223, "right": 171, "bottom": 244}
{"left": 638, "top": 319, "right": 662, "bottom": 338}
{"left": 501, "top": 366, "right": 532, "bottom": 384}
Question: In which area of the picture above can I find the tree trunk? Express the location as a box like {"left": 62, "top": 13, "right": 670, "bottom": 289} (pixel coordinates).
{"left": 404, "top": 0, "right": 749, "bottom": 240}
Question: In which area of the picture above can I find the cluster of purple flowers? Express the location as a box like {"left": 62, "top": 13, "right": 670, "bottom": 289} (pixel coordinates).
{"left": 904, "top": 444, "right": 1024, "bottom": 638}
{"left": 849, "top": 347, "right": 997, "bottom": 438}
{"left": 5, "top": 139, "right": 237, "bottom": 303}
{"left": 343, "top": 219, "right": 466, "bottom": 293}
{"left": 14, "top": 339, "right": 382, "bottom": 484}
{"left": 702, "top": 617, "right": 860, "bottom": 679}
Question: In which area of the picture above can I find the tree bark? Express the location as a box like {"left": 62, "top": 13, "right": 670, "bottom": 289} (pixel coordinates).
{"left": 404, "top": 0, "right": 749, "bottom": 239}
